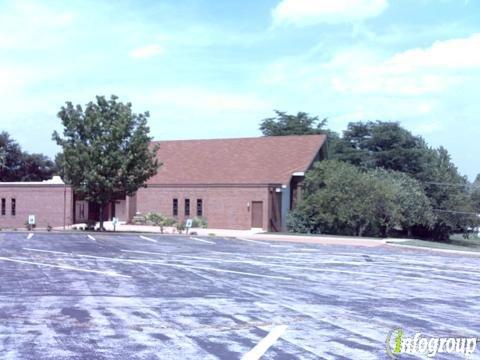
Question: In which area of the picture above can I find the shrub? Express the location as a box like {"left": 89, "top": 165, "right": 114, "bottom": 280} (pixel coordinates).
{"left": 146, "top": 212, "right": 176, "bottom": 233}
{"left": 176, "top": 222, "right": 186, "bottom": 234}
{"left": 289, "top": 160, "right": 435, "bottom": 238}
{"left": 191, "top": 217, "right": 208, "bottom": 228}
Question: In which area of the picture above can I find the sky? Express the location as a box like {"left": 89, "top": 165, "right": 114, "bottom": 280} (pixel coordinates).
{"left": 0, "top": 0, "right": 479, "bottom": 179}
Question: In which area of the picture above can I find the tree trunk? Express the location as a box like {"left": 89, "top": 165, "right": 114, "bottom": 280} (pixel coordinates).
{"left": 384, "top": 226, "right": 390, "bottom": 238}
{"left": 407, "top": 227, "right": 412, "bottom": 238}
{"left": 99, "top": 203, "right": 105, "bottom": 232}
{"left": 358, "top": 224, "right": 367, "bottom": 237}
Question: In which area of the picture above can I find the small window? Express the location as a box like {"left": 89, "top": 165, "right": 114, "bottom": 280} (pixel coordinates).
{"left": 11, "top": 198, "right": 16, "bottom": 216}
{"left": 172, "top": 198, "right": 178, "bottom": 217}
{"left": 196, "top": 199, "right": 203, "bottom": 217}
{"left": 1, "top": 198, "right": 5, "bottom": 216}
{"left": 185, "top": 198, "right": 190, "bottom": 217}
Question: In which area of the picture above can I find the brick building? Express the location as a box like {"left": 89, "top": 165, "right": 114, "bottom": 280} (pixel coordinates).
{"left": 0, "top": 176, "right": 73, "bottom": 229}
{"left": 135, "top": 135, "right": 326, "bottom": 231}
{"left": 1, "top": 135, "right": 326, "bottom": 231}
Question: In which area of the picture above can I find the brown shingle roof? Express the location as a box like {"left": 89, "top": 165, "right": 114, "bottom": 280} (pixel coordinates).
{"left": 148, "top": 135, "right": 326, "bottom": 185}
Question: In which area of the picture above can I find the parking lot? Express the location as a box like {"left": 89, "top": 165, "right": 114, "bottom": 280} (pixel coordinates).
{"left": 0, "top": 232, "right": 479, "bottom": 359}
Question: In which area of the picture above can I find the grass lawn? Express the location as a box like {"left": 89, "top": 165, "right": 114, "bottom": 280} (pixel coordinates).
{"left": 392, "top": 234, "right": 480, "bottom": 253}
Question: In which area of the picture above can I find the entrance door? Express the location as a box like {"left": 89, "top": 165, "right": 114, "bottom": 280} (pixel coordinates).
{"left": 251, "top": 201, "right": 263, "bottom": 228}
{"left": 115, "top": 200, "right": 127, "bottom": 221}
{"left": 75, "top": 201, "right": 88, "bottom": 223}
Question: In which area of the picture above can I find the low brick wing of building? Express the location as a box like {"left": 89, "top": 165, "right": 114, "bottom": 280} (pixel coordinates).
{"left": 0, "top": 176, "right": 73, "bottom": 229}
{"left": 134, "top": 135, "right": 327, "bottom": 231}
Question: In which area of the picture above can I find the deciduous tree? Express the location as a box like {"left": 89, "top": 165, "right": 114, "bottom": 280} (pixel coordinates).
{"left": 53, "top": 95, "right": 160, "bottom": 230}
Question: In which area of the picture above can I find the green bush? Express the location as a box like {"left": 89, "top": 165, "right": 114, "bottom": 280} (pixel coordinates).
{"left": 176, "top": 222, "right": 186, "bottom": 234}
{"left": 146, "top": 212, "right": 176, "bottom": 233}
{"left": 288, "top": 160, "right": 435, "bottom": 238}
{"left": 191, "top": 217, "right": 208, "bottom": 228}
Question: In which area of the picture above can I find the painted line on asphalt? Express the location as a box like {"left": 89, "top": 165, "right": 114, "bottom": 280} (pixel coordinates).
{"left": 23, "top": 248, "right": 291, "bottom": 280}
{"left": 190, "top": 237, "right": 215, "bottom": 244}
{"left": 121, "top": 249, "right": 164, "bottom": 256}
{"left": 242, "top": 325, "right": 288, "bottom": 360}
{"left": 209, "top": 250, "right": 362, "bottom": 265}
{"left": 25, "top": 248, "right": 149, "bottom": 263}
{"left": 25, "top": 247, "right": 480, "bottom": 285}
{"left": 87, "top": 235, "right": 96, "bottom": 241}
{"left": 0, "top": 256, "right": 130, "bottom": 278}
{"left": 27, "top": 233, "right": 34, "bottom": 240}
{"left": 139, "top": 236, "right": 158, "bottom": 243}
{"left": 237, "top": 237, "right": 270, "bottom": 245}
{"left": 24, "top": 248, "right": 71, "bottom": 256}
{"left": 120, "top": 250, "right": 364, "bottom": 272}
{"left": 154, "top": 262, "right": 292, "bottom": 281}
{"left": 170, "top": 254, "right": 364, "bottom": 271}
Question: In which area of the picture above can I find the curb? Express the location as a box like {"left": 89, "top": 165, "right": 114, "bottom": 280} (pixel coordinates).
{"left": 385, "top": 242, "right": 480, "bottom": 256}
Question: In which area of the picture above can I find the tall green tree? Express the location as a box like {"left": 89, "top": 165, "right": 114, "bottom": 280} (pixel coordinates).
{"left": 335, "top": 121, "right": 475, "bottom": 240}
{"left": 18, "top": 153, "right": 56, "bottom": 182}
{"left": 53, "top": 95, "right": 160, "bottom": 230}
{"left": 416, "top": 147, "right": 477, "bottom": 239}
{"left": 0, "top": 132, "right": 24, "bottom": 181}
{"left": 471, "top": 174, "right": 480, "bottom": 213}
{"left": 335, "top": 121, "right": 430, "bottom": 174}
{"left": 260, "top": 110, "right": 327, "bottom": 136}
{"left": 0, "top": 132, "right": 55, "bottom": 182}
{"left": 259, "top": 110, "right": 341, "bottom": 158}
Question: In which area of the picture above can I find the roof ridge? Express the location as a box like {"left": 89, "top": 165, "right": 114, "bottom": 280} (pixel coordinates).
{"left": 151, "top": 134, "right": 326, "bottom": 144}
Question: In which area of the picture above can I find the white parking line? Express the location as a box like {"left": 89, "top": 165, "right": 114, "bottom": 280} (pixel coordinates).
{"left": 23, "top": 248, "right": 71, "bottom": 256}
{"left": 27, "top": 233, "right": 34, "bottom": 240}
{"left": 242, "top": 325, "right": 288, "bottom": 360}
{"left": 237, "top": 237, "right": 270, "bottom": 245}
{"left": 0, "top": 256, "right": 130, "bottom": 278}
{"left": 121, "top": 249, "right": 163, "bottom": 256}
{"left": 190, "top": 237, "right": 215, "bottom": 244}
{"left": 119, "top": 250, "right": 364, "bottom": 272}
{"left": 87, "top": 235, "right": 96, "bottom": 241}
{"left": 139, "top": 236, "right": 157, "bottom": 243}
{"left": 155, "top": 262, "right": 292, "bottom": 281}
{"left": 24, "top": 248, "right": 291, "bottom": 280}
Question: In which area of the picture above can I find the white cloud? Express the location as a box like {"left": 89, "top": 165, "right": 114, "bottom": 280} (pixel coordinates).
{"left": 0, "top": 2, "right": 74, "bottom": 50}
{"left": 272, "top": 0, "right": 388, "bottom": 26}
{"left": 327, "top": 33, "right": 480, "bottom": 96}
{"left": 386, "top": 33, "right": 480, "bottom": 73}
{"left": 129, "top": 44, "right": 164, "bottom": 59}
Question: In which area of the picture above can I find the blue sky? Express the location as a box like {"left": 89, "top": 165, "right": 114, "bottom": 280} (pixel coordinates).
{"left": 0, "top": 0, "right": 479, "bottom": 179}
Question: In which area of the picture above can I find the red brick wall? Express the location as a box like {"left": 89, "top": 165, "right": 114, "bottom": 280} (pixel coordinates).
{"left": 0, "top": 185, "right": 73, "bottom": 229}
{"left": 136, "top": 185, "right": 271, "bottom": 230}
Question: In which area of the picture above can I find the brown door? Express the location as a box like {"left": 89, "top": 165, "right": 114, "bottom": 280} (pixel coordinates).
{"left": 251, "top": 201, "right": 263, "bottom": 228}
{"left": 75, "top": 201, "right": 88, "bottom": 223}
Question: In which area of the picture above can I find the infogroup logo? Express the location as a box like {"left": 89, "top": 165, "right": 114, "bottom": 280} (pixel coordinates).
{"left": 386, "top": 328, "right": 478, "bottom": 359}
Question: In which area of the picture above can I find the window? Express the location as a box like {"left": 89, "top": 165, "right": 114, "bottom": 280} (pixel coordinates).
{"left": 172, "top": 198, "right": 178, "bottom": 217}
{"left": 11, "top": 198, "right": 16, "bottom": 216}
{"left": 1, "top": 198, "right": 5, "bottom": 216}
{"left": 184, "top": 198, "right": 190, "bottom": 217}
{"left": 196, "top": 199, "right": 203, "bottom": 217}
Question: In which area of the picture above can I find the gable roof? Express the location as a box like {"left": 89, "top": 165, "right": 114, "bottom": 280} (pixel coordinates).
{"left": 147, "top": 135, "right": 326, "bottom": 186}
